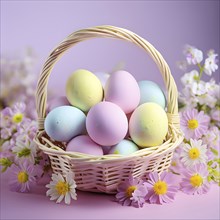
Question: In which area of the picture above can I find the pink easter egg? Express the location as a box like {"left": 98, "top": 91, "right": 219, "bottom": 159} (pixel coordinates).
{"left": 66, "top": 135, "right": 103, "bottom": 156}
{"left": 86, "top": 102, "right": 128, "bottom": 146}
{"left": 104, "top": 70, "right": 140, "bottom": 114}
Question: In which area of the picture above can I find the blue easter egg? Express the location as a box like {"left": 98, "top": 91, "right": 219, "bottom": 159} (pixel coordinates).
{"left": 138, "top": 80, "right": 166, "bottom": 109}
{"left": 108, "top": 139, "right": 139, "bottom": 155}
{"left": 45, "top": 106, "right": 86, "bottom": 142}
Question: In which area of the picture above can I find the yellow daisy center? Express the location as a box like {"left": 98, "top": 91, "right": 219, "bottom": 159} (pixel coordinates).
{"left": 17, "top": 171, "right": 29, "bottom": 183}
{"left": 55, "top": 181, "right": 69, "bottom": 195}
{"left": 190, "top": 174, "right": 203, "bottom": 187}
{"left": 12, "top": 113, "right": 23, "bottom": 123}
{"left": 126, "top": 185, "right": 137, "bottom": 197}
{"left": 189, "top": 148, "right": 200, "bottom": 159}
{"left": 171, "top": 161, "right": 177, "bottom": 166}
{"left": 153, "top": 181, "right": 167, "bottom": 195}
{"left": 187, "top": 119, "right": 199, "bottom": 129}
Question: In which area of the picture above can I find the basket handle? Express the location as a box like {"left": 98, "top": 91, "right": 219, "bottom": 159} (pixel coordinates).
{"left": 36, "top": 25, "right": 179, "bottom": 130}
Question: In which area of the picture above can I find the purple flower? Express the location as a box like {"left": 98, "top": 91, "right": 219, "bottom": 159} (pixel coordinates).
{"left": 144, "top": 172, "right": 178, "bottom": 205}
{"left": 202, "top": 126, "right": 220, "bottom": 151}
{"left": 211, "top": 109, "right": 220, "bottom": 127}
{"left": 0, "top": 103, "right": 27, "bottom": 142}
{"left": 1, "top": 138, "right": 16, "bottom": 151}
{"left": 115, "top": 176, "right": 148, "bottom": 208}
{"left": 1, "top": 127, "right": 12, "bottom": 139}
{"left": 6, "top": 102, "right": 26, "bottom": 124}
{"left": 180, "top": 163, "right": 210, "bottom": 195}
{"left": 180, "top": 108, "right": 210, "bottom": 140}
{"left": 130, "top": 185, "right": 148, "bottom": 208}
{"left": 169, "top": 148, "right": 184, "bottom": 174}
{"left": 9, "top": 160, "right": 38, "bottom": 192}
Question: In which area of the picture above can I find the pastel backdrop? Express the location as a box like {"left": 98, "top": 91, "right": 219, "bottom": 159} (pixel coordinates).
{"left": 1, "top": 0, "right": 219, "bottom": 97}
{"left": 1, "top": 1, "right": 220, "bottom": 220}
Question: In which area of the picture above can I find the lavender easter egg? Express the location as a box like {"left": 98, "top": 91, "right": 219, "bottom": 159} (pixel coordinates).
{"left": 86, "top": 102, "right": 128, "bottom": 146}
{"left": 66, "top": 135, "right": 103, "bottom": 156}
{"left": 45, "top": 106, "right": 86, "bottom": 142}
{"left": 104, "top": 70, "right": 140, "bottom": 114}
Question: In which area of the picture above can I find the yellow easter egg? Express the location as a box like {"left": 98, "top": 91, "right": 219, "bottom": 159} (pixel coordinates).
{"left": 66, "top": 69, "right": 103, "bottom": 112}
{"left": 129, "top": 102, "right": 168, "bottom": 147}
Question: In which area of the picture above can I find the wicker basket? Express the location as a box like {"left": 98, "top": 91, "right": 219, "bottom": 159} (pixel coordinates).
{"left": 34, "top": 25, "right": 184, "bottom": 194}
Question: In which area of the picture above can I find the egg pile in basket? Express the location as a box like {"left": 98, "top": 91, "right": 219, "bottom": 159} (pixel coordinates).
{"left": 34, "top": 25, "right": 183, "bottom": 194}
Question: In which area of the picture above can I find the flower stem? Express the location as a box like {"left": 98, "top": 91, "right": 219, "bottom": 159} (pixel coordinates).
{"left": 197, "top": 63, "right": 204, "bottom": 81}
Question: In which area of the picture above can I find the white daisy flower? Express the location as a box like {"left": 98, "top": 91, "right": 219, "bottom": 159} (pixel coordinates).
{"left": 12, "top": 134, "right": 37, "bottom": 163}
{"left": 191, "top": 81, "right": 207, "bottom": 96}
{"left": 181, "top": 70, "right": 199, "bottom": 85}
{"left": 181, "top": 139, "right": 207, "bottom": 167}
{"left": 46, "top": 172, "right": 77, "bottom": 205}
{"left": 204, "top": 52, "right": 218, "bottom": 76}
{"left": 184, "top": 45, "right": 203, "bottom": 65}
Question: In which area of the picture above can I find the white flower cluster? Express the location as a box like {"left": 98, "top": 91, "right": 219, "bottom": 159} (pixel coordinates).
{"left": 179, "top": 45, "right": 219, "bottom": 121}
{"left": 0, "top": 48, "right": 38, "bottom": 119}
{"left": 184, "top": 45, "right": 218, "bottom": 75}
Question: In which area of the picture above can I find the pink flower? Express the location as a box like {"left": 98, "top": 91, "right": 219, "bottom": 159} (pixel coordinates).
{"left": 180, "top": 108, "right": 210, "bottom": 140}
{"left": 144, "top": 172, "right": 178, "bottom": 205}
{"left": 9, "top": 160, "right": 38, "bottom": 192}
{"left": 115, "top": 176, "right": 148, "bottom": 208}
{"left": 180, "top": 163, "right": 210, "bottom": 195}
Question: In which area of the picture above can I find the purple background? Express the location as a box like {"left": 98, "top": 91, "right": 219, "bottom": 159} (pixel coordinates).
{"left": 1, "top": 1, "right": 219, "bottom": 96}
{"left": 1, "top": 1, "right": 220, "bottom": 219}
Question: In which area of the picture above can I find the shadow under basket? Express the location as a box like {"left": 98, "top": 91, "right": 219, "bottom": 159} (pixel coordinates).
{"left": 34, "top": 25, "right": 184, "bottom": 194}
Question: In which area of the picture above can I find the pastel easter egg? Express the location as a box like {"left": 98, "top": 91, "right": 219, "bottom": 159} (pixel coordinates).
{"left": 66, "top": 69, "right": 103, "bottom": 112}
{"left": 45, "top": 106, "right": 86, "bottom": 142}
{"left": 94, "top": 72, "right": 110, "bottom": 88}
{"left": 129, "top": 103, "right": 168, "bottom": 147}
{"left": 86, "top": 102, "right": 128, "bottom": 146}
{"left": 47, "top": 96, "right": 70, "bottom": 112}
{"left": 66, "top": 135, "right": 103, "bottom": 156}
{"left": 138, "top": 80, "right": 166, "bottom": 108}
{"left": 104, "top": 70, "right": 140, "bottom": 114}
{"left": 108, "top": 139, "right": 139, "bottom": 155}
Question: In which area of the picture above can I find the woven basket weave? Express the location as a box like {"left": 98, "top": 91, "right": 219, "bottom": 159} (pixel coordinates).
{"left": 34, "top": 25, "right": 184, "bottom": 194}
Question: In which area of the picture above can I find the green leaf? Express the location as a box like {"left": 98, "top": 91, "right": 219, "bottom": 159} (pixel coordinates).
{"left": 210, "top": 148, "right": 219, "bottom": 156}
{"left": 17, "top": 148, "right": 31, "bottom": 157}
{"left": 0, "top": 158, "right": 13, "bottom": 173}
